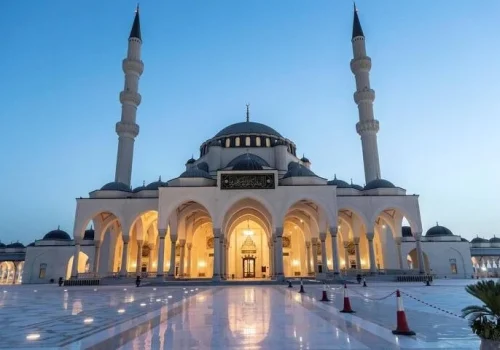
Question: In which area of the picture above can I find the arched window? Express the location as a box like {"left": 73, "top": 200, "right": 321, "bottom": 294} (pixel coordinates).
{"left": 39, "top": 263, "right": 47, "bottom": 278}
{"left": 225, "top": 138, "right": 231, "bottom": 147}
{"left": 245, "top": 136, "right": 251, "bottom": 146}
{"left": 266, "top": 138, "right": 271, "bottom": 147}
{"left": 256, "top": 137, "right": 261, "bottom": 146}
{"left": 235, "top": 137, "right": 240, "bottom": 147}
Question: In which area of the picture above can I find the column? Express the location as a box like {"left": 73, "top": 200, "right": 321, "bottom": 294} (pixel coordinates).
{"left": 311, "top": 238, "right": 319, "bottom": 274}
{"left": 305, "top": 241, "right": 311, "bottom": 275}
{"left": 94, "top": 241, "right": 102, "bottom": 274}
{"left": 394, "top": 237, "right": 404, "bottom": 270}
{"left": 71, "top": 240, "right": 82, "bottom": 278}
{"left": 343, "top": 242, "right": 349, "bottom": 271}
{"left": 319, "top": 232, "right": 328, "bottom": 274}
{"left": 157, "top": 229, "right": 166, "bottom": 277}
{"left": 414, "top": 232, "right": 426, "bottom": 274}
{"left": 268, "top": 239, "right": 274, "bottom": 278}
{"left": 136, "top": 240, "right": 143, "bottom": 275}
{"left": 120, "top": 236, "right": 130, "bottom": 277}
{"left": 168, "top": 234, "right": 178, "bottom": 278}
{"left": 186, "top": 243, "right": 192, "bottom": 277}
{"left": 366, "top": 232, "right": 377, "bottom": 273}
{"left": 212, "top": 228, "right": 221, "bottom": 281}
{"left": 330, "top": 227, "right": 340, "bottom": 274}
{"left": 275, "top": 227, "right": 284, "bottom": 281}
{"left": 273, "top": 236, "right": 277, "bottom": 278}
{"left": 353, "top": 237, "right": 362, "bottom": 269}
{"left": 179, "top": 240, "right": 186, "bottom": 277}
{"left": 148, "top": 243, "right": 155, "bottom": 273}
{"left": 219, "top": 237, "right": 225, "bottom": 279}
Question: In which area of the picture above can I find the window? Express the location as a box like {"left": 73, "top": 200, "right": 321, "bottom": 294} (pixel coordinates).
{"left": 256, "top": 137, "right": 261, "bottom": 146}
{"left": 225, "top": 138, "right": 231, "bottom": 147}
{"left": 39, "top": 263, "right": 47, "bottom": 279}
{"left": 245, "top": 136, "right": 251, "bottom": 146}
{"left": 449, "top": 258, "right": 457, "bottom": 274}
{"left": 235, "top": 137, "right": 240, "bottom": 147}
{"left": 266, "top": 138, "right": 271, "bottom": 147}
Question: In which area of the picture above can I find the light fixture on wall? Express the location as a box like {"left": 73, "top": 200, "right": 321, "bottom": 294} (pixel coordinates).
{"left": 198, "top": 261, "right": 206, "bottom": 268}
{"left": 292, "top": 259, "right": 300, "bottom": 267}
{"left": 243, "top": 220, "right": 254, "bottom": 236}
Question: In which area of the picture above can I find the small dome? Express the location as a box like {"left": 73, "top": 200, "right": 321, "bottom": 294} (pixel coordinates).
{"left": 461, "top": 237, "right": 469, "bottom": 242}
{"left": 215, "top": 121, "right": 282, "bottom": 138}
{"left": 6, "top": 242, "right": 25, "bottom": 248}
{"left": 425, "top": 224, "right": 453, "bottom": 237}
{"left": 300, "top": 156, "right": 310, "bottom": 163}
{"left": 100, "top": 181, "right": 131, "bottom": 192}
{"left": 327, "top": 175, "right": 350, "bottom": 188}
{"left": 145, "top": 177, "right": 167, "bottom": 190}
{"left": 490, "top": 236, "right": 500, "bottom": 243}
{"left": 471, "top": 236, "right": 488, "bottom": 243}
{"left": 364, "top": 179, "right": 396, "bottom": 190}
{"left": 232, "top": 154, "right": 264, "bottom": 171}
{"left": 227, "top": 154, "right": 270, "bottom": 168}
{"left": 401, "top": 226, "right": 413, "bottom": 237}
{"left": 186, "top": 157, "right": 196, "bottom": 165}
{"left": 283, "top": 162, "right": 318, "bottom": 179}
{"left": 197, "top": 162, "right": 209, "bottom": 173}
{"left": 84, "top": 228, "right": 95, "bottom": 240}
{"left": 133, "top": 180, "right": 147, "bottom": 193}
{"left": 350, "top": 183, "right": 363, "bottom": 190}
{"left": 43, "top": 229, "right": 71, "bottom": 241}
{"left": 27, "top": 242, "right": 35, "bottom": 247}
{"left": 179, "top": 168, "right": 212, "bottom": 179}
{"left": 0, "top": 242, "right": 5, "bottom": 248}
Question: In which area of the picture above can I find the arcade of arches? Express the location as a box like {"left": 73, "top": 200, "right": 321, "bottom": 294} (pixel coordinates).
{"left": 0, "top": 261, "right": 24, "bottom": 285}
{"left": 71, "top": 201, "right": 426, "bottom": 280}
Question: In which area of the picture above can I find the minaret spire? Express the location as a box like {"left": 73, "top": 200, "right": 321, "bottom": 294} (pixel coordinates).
{"left": 114, "top": 7, "right": 144, "bottom": 186}
{"left": 246, "top": 103, "right": 250, "bottom": 122}
{"left": 350, "top": 5, "right": 381, "bottom": 184}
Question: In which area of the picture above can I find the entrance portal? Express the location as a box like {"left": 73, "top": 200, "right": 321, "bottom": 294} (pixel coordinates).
{"left": 243, "top": 257, "right": 256, "bottom": 278}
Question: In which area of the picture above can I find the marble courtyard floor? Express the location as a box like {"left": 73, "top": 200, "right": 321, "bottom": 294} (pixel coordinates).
{"left": 0, "top": 279, "right": 484, "bottom": 349}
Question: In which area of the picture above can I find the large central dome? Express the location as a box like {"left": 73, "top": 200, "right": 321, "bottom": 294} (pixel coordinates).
{"left": 215, "top": 121, "right": 282, "bottom": 138}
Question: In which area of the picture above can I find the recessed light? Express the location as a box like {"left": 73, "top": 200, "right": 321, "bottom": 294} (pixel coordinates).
{"left": 168, "top": 295, "right": 172, "bottom": 299}
{"left": 140, "top": 303, "right": 146, "bottom": 307}
{"left": 26, "top": 334, "right": 40, "bottom": 341}
{"left": 83, "top": 317, "right": 94, "bottom": 324}
{"left": 117, "top": 309, "right": 125, "bottom": 314}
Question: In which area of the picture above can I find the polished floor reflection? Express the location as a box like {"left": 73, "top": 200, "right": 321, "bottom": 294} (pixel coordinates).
{"left": 0, "top": 280, "right": 481, "bottom": 349}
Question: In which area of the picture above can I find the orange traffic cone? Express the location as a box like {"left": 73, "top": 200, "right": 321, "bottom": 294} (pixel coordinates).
{"left": 320, "top": 283, "right": 330, "bottom": 302}
{"left": 340, "top": 284, "right": 355, "bottom": 313}
{"left": 298, "top": 279, "right": 305, "bottom": 294}
{"left": 392, "top": 290, "right": 416, "bottom": 336}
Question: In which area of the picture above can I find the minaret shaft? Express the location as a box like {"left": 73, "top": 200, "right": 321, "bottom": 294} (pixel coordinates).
{"left": 351, "top": 8, "right": 381, "bottom": 184}
{"left": 115, "top": 11, "right": 143, "bottom": 186}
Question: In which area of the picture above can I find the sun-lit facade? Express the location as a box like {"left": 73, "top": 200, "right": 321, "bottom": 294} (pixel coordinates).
{"left": 17, "top": 7, "right": 477, "bottom": 285}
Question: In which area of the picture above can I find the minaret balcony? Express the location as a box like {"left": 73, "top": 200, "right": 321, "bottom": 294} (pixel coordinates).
{"left": 116, "top": 122, "right": 140, "bottom": 138}
{"left": 350, "top": 57, "right": 371, "bottom": 73}
{"left": 356, "top": 120, "right": 379, "bottom": 135}
{"left": 120, "top": 91, "right": 142, "bottom": 106}
{"left": 354, "top": 89, "right": 375, "bottom": 104}
{"left": 122, "top": 59, "right": 144, "bottom": 75}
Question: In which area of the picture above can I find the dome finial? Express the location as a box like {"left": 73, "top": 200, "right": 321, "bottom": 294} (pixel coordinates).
{"left": 350, "top": 178, "right": 353, "bottom": 184}
{"left": 334, "top": 174, "right": 337, "bottom": 180}
{"left": 246, "top": 103, "right": 250, "bottom": 122}
{"left": 436, "top": 221, "right": 439, "bottom": 226}
{"left": 159, "top": 175, "right": 162, "bottom": 181}
{"left": 143, "top": 180, "right": 145, "bottom": 186}
{"left": 57, "top": 225, "right": 60, "bottom": 230}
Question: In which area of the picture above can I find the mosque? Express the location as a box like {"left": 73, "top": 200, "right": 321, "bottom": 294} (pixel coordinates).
{"left": 2, "top": 7, "right": 488, "bottom": 285}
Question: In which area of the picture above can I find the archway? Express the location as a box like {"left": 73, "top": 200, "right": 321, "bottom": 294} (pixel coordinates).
{"left": 407, "top": 249, "right": 430, "bottom": 273}
{"left": 66, "top": 251, "right": 90, "bottom": 280}
{"left": 190, "top": 221, "right": 214, "bottom": 278}
{"left": 0, "top": 261, "right": 15, "bottom": 284}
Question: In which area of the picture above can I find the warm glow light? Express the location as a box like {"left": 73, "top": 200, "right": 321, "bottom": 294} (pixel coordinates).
{"left": 83, "top": 317, "right": 94, "bottom": 324}
{"left": 118, "top": 309, "right": 125, "bottom": 313}
{"left": 152, "top": 262, "right": 157, "bottom": 268}
{"left": 360, "top": 259, "right": 365, "bottom": 265}
{"left": 131, "top": 262, "right": 137, "bottom": 268}
{"left": 198, "top": 261, "right": 207, "bottom": 268}
{"left": 292, "top": 259, "right": 300, "bottom": 267}
{"left": 243, "top": 229, "right": 254, "bottom": 236}
{"left": 382, "top": 225, "right": 386, "bottom": 229}
{"left": 26, "top": 334, "right": 40, "bottom": 341}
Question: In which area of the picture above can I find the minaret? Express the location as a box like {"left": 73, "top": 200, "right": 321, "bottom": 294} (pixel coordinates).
{"left": 351, "top": 4, "right": 381, "bottom": 184}
{"left": 114, "top": 6, "right": 144, "bottom": 186}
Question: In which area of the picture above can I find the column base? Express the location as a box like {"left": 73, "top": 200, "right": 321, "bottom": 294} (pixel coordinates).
{"left": 212, "top": 274, "right": 221, "bottom": 282}
{"left": 276, "top": 274, "right": 285, "bottom": 282}
{"left": 156, "top": 273, "right": 164, "bottom": 278}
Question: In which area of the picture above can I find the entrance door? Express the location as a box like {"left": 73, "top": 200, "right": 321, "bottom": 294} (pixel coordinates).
{"left": 243, "top": 257, "right": 256, "bottom": 278}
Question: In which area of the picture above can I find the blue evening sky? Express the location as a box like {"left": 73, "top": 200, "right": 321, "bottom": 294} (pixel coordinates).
{"left": 1, "top": 1, "right": 498, "bottom": 244}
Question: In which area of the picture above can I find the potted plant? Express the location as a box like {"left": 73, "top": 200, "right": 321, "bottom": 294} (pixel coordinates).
{"left": 461, "top": 280, "right": 500, "bottom": 349}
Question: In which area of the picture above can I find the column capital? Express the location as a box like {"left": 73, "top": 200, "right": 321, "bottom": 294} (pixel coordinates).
{"left": 305, "top": 241, "right": 311, "bottom": 248}
{"left": 353, "top": 237, "right": 360, "bottom": 244}
{"left": 74, "top": 238, "right": 83, "bottom": 245}
{"left": 394, "top": 237, "right": 402, "bottom": 245}
{"left": 311, "top": 237, "right": 318, "bottom": 244}
{"left": 343, "top": 241, "right": 350, "bottom": 249}
{"left": 170, "top": 234, "right": 178, "bottom": 242}
{"left": 158, "top": 228, "right": 167, "bottom": 238}
{"left": 275, "top": 227, "right": 284, "bottom": 237}
{"left": 136, "top": 239, "right": 144, "bottom": 245}
{"left": 414, "top": 232, "right": 423, "bottom": 240}
{"left": 179, "top": 239, "right": 186, "bottom": 247}
{"left": 213, "top": 228, "right": 221, "bottom": 238}
{"left": 319, "top": 232, "right": 327, "bottom": 241}
{"left": 329, "top": 226, "right": 338, "bottom": 236}
{"left": 365, "top": 232, "right": 374, "bottom": 241}
{"left": 122, "top": 236, "right": 130, "bottom": 244}
{"left": 187, "top": 243, "right": 192, "bottom": 249}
